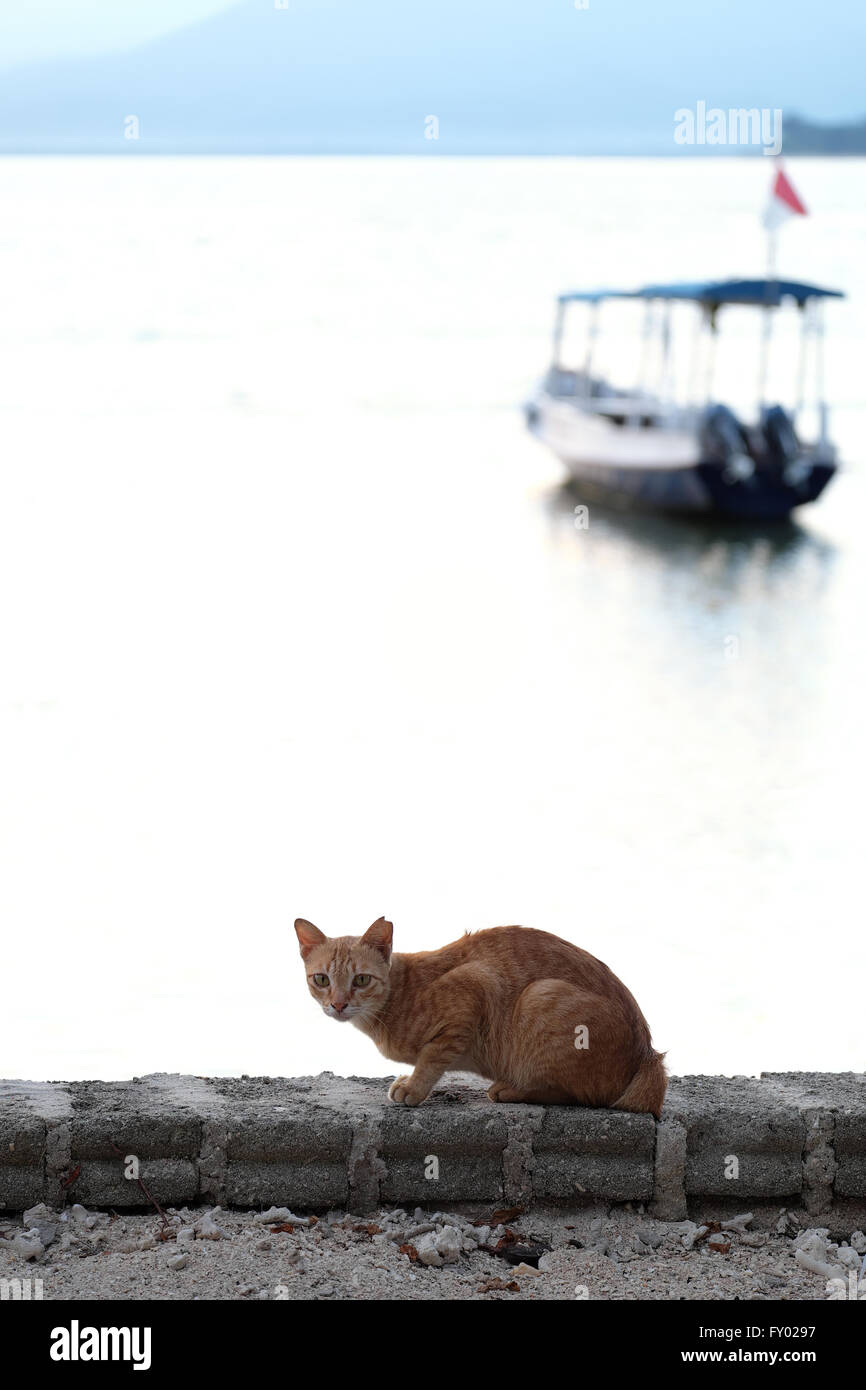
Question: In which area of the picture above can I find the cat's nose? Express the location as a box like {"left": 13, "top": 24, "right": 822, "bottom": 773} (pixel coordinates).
{"left": 332, "top": 1001, "right": 348, "bottom": 1013}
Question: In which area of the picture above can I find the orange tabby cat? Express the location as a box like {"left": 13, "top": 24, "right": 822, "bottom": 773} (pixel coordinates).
{"left": 294, "top": 918, "right": 667, "bottom": 1116}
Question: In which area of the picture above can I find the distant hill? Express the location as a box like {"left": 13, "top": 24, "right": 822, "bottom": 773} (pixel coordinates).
{"left": 783, "top": 114, "right": 866, "bottom": 155}
{"left": 0, "top": 0, "right": 864, "bottom": 155}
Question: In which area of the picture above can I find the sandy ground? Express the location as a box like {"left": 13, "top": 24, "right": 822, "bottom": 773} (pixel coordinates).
{"left": 3, "top": 1199, "right": 866, "bottom": 1301}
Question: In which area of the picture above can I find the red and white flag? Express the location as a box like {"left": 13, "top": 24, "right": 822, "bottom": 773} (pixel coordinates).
{"left": 763, "top": 164, "right": 808, "bottom": 230}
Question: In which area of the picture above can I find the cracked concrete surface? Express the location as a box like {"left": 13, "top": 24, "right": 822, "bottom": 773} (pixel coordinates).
{"left": 0, "top": 1071, "right": 863, "bottom": 1217}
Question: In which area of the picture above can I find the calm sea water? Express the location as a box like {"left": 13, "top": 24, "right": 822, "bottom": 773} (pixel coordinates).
{"left": 1, "top": 156, "right": 863, "bottom": 1083}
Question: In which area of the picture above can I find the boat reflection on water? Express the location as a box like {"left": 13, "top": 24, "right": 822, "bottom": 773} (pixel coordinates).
{"left": 542, "top": 476, "right": 837, "bottom": 599}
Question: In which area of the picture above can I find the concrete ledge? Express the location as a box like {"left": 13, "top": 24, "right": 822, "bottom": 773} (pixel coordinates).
{"left": 0, "top": 1072, "right": 863, "bottom": 1216}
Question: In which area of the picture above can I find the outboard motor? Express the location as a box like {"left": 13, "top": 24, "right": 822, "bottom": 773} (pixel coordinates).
{"left": 762, "top": 405, "right": 807, "bottom": 484}
{"left": 699, "top": 404, "right": 755, "bottom": 483}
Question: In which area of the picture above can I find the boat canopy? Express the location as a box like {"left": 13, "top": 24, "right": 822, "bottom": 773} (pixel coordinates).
{"left": 558, "top": 279, "right": 844, "bottom": 308}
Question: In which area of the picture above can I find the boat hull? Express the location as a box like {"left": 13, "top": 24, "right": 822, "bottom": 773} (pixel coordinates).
{"left": 694, "top": 460, "right": 835, "bottom": 520}
{"left": 526, "top": 395, "right": 837, "bottom": 520}
{"left": 547, "top": 455, "right": 835, "bottom": 520}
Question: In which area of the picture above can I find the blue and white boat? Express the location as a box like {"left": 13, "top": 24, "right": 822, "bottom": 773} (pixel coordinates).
{"left": 525, "top": 278, "right": 844, "bottom": 520}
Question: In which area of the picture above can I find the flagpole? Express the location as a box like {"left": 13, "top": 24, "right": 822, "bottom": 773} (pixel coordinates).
{"left": 758, "top": 163, "right": 782, "bottom": 417}
{"left": 759, "top": 160, "right": 809, "bottom": 420}
{"left": 767, "top": 223, "right": 777, "bottom": 282}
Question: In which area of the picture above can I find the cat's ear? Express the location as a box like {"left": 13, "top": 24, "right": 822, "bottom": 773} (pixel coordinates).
{"left": 360, "top": 916, "right": 393, "bottom": 963}
{"left": 294, "top": 918, "right": 326, "bottom": 960}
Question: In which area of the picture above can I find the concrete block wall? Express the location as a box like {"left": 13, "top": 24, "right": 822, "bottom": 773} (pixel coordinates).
{"left": 0, "top": 1072, "right": 863, "bottom": 1218}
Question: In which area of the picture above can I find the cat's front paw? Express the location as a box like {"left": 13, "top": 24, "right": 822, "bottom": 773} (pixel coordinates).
{"left": 388, "top": 1076, "right": 424, "bottom": 1106}
{"left": 488, "top": 1081, "right": 521, "bottom": 1102}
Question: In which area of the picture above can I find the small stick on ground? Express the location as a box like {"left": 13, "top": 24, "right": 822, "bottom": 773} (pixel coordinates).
{"left": 60, "top": 1164, "right": 81, "bottom": 1194}
{"left": 109, "top": 1141, "right": 174, "bottom": 1234}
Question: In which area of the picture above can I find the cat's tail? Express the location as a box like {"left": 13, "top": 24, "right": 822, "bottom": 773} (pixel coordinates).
{"left": 612, "top": 1049, "right": 668, "bottom": 1120}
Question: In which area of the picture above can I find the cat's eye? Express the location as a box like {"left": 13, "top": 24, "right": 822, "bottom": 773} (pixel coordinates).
{"left": 353, "top": 974, "right": 371, "bottom": 987}
{"left": 312, "top": 973, "right": 329, "bottom": 987}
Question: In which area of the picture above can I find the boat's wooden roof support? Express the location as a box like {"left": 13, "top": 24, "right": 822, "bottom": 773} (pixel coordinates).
{"left": 583, "top": 299, "right": 600, "bottom": 398}
{"left": 550, "top": 299, "right": 566, "bottom": 369}
{"left": 702, "top": 308, "right": 718, "bottom": 407}
{"left": 686, "top": 303, "right": 705, "bottom": 410}
{"left": 757, "top": 302, "right": 774, "bottom": 416}
{"left": 655, "top": 299, "right": 673, "bottom": 404}
{"left": 815, "top": 298, "right": 828, "bottom": 445}
{"left": 794, "top": 302, "right": 809, "bottom": 424}
{"left": 635, "top": 299, "right": 654, "bottom": 397}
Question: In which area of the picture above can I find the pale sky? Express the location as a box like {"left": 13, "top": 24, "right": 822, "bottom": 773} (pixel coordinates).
{"left": 0, "top": 0, "right": 237, "bottom": 66}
